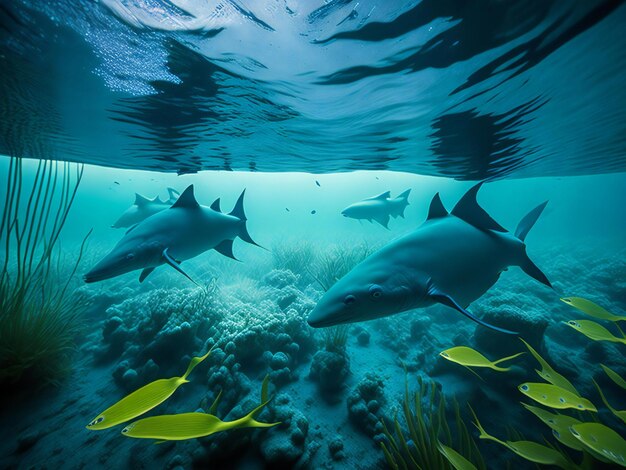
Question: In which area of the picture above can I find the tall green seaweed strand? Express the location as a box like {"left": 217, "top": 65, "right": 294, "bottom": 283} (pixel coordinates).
{"left": 380, "top": 375, "right": 485, "bottom": 470}
{"left": 0, "top": 156, "right": 88, "bottom": 389}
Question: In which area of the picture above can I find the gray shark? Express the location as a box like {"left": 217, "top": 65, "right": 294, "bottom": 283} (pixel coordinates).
{"left": 85, "top": 185, "right": 259, "bottom": 284}
{"left": 342, "top": 189, "right": 411, "bottom": 228}
{"left": 308, "top": 183, "right": 552, "bottom": 334}
{"left": 112, "top": 187, "right": 180, "bottom": 228}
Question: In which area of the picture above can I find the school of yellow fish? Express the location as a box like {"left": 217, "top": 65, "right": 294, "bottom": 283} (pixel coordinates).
{"left": 84, "top": 295, "right": 624, "bottom": 469}
{"left": 438, "top": 296, "right": 626, "bottom": 469}
{"left": 87, "top": 347, "right": 278, "bottom": 441}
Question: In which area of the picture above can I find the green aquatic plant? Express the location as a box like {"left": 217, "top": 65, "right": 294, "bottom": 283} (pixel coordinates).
{"left": 308, "top": 243, "right": 370, "bottom": 292}
{"left": 322, "top": 324, "right": 350, "bottom": 353}
{"left": 0, "top": 156, "right": 86, "bottom": 389}
{"left": 380, "top": 376, "right": 485, "bottom": 470}
{"left": 271, "top": 240, "right": 316, "bottom": 273}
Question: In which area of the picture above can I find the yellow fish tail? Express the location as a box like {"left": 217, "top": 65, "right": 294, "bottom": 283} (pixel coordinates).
{"left": 468, "top": 405, "right": 506, "bottom": 446}
{"left": 232, "top": 400, "right": 281, "bottom": 430}
{"left": 181, "top": 347, "right": 214, "bottom": 380}
{"left": 492, "top": 351, "right": 525, "bottom": 366}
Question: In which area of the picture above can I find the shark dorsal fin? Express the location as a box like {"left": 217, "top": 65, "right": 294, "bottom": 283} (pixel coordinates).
{"left": 427, "top": 193, "right": 447, "bottom": 220}
{"left": 366, "top": 191, "right": 391, "bottom": 201}
{"left": 171, "top": 185, "right": 199, "bottom": 209}
{"left": 210, "top": 198, "right": 221, "bottom": 212}
{"left": 134, "top": 193, "right": 151, "bottom": 207}
{"left": 451, "top": 183, "right": 506, "bottom": 232}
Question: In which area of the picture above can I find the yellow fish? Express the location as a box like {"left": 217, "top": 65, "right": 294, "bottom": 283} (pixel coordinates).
{"left": 518, "top": 382, "right": 596, "bottom": 412}
{"left": 437, "top": 442, "right": 477, "bottom": 470}
{"left": 602, "top": 364, "right": 626, "bottom": 390}
{"left": 521, "top": 403, "right": 584, "bottom": 451}
{"left": 519, "top": 338, "right": 578, "bottom": 394}
{"left": 564, "top": 319, "right": 626, "bottom": 344}
{"left": 121, "top": 400, "right": 279, "bottom": 440}
{"left": 439, "top": 346, "right": 524, "bottom": 372}
{"left": 594, "top": 379, "right": 626, "bottom": 425}
{"left": 87, "top": 349, "right": 213, "bottom": 430}
{"left": 561, "top": 297, "right": 626, "bottom": 322}
{"left": 471, "top": 409, "right": 570, "bottom": 469}
{"left": 570, "top": 422, "right": 626, "bottom": 468}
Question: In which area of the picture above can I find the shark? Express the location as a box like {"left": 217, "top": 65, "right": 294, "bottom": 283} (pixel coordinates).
{"left": 308, "top": 183, "right": 552, "bottom": 334}
{"left": 112, "top": 187, "right": 180, "bottom": 228}
{"left": 341, "top": 189, "right": 411, "bottom": 228}
{"left": 84, "top": 185, "right": 259, "bottom": 284}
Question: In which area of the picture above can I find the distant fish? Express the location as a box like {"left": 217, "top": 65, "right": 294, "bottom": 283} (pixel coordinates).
{"left": 121, "top": 401, "right": 278, "bottom": 440}
{"left": 315, "top": 180, "right": 321, "bottom": 187}
{"left": 311, "top": 210, "right": 316, "bottom": 214}
{"left": 285, "top": 208, "right": 290, "bottom": 212}
{"left": 112, "top": 187, "right": 180, "bottom": 228}
{"left": 341, "top": 189, "right": 410, "bottom": 228}
{"left": 375, "top": 176, "right": 379, "bottom": 180}
{"left": 570, "top": 423, "right": 626, "bottom": 467}
{"left": 309, "top": 183, "right": 551, "bottom": 334}
{"left": 518, "top": 382, "right": 596, "bottom": 411}
{"left": 439, "top": 346, "right": 524, "bottom": 372}
{"left": 87, "top": 349, "right": 212, "bottom": 430}
{"left": 114, "top": 181, "right": 120, "bottom": 185}
{"left": 85, "top": 185, "right": 261, "bottom": 284}
{"left": 564, "top": 319, "right": 626, "bottom": 344}
{"left": 561, "top": 297, "right": 626, "bottom": 322}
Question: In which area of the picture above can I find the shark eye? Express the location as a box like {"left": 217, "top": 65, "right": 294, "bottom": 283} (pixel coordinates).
{"left": 369, "top": 285, "right": 382, "bottom": 298}
{"left": 344, "top": 295, "right": 356, "bottom": 306}
{"left": 125, "top": 253, "right": 135, "bottom": 260}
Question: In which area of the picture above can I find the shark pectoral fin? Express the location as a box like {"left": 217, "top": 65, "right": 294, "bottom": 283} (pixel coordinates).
{"left": 375, "top": 214, "right": 390, "bottom": 229}
{"left": 139, "top": 267, "right": 155, "bottom": 283}
{"left": 428, "top": 285, "right": 518, "bottom": 335}
{"left": 126, "top": 224, "right": 139, "bottom": 235}
{"left": 162, "top": 248, "right": 199, "bottom": 286}
{"left": 214, "top": 239, "right": 239, "bottom": 261}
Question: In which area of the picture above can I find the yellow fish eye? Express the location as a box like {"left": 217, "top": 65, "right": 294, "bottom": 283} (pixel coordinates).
{"left": 562, "top": 298, "right": 572, "bottom": 303}
{"left": 520, "top": 384, "right": 529, "bottom": 391}
{"left": 88, "top": 416, "right": 104, "bottom": 427}
{"left": 567, "top": 320, "right": 579, "bottom": 327}
{"left": 441, "top": 352, "right": 449, "bottom": 357}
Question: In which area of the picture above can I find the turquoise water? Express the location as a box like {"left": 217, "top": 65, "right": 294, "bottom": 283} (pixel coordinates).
{"left": 1, "top": 2, "right": 626, "bottom": 470}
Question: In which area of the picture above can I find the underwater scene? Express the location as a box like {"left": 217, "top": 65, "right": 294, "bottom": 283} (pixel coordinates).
{"left": 1, "top": 1, "right": 626, "bottom": 469}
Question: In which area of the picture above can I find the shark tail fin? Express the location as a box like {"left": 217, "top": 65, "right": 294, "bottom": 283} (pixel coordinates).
{"left": 393, "top": 189, "right": 411, "bottom": 218}
{"left": 515, "top": 201, "right": 548, "bottom": 242}
{"left": 167, "top": 187, "right": 180, "bottom": 202}
{"left": 229, "top": 190, "right": 263, "bottom": 249}
{"left": 514, "top": 201, "right": 552, "bottom": 289}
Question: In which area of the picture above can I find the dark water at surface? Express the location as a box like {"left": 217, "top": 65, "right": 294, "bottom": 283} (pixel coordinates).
{"left": 1, "top": 1, "right": 625, "bottom": 177}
